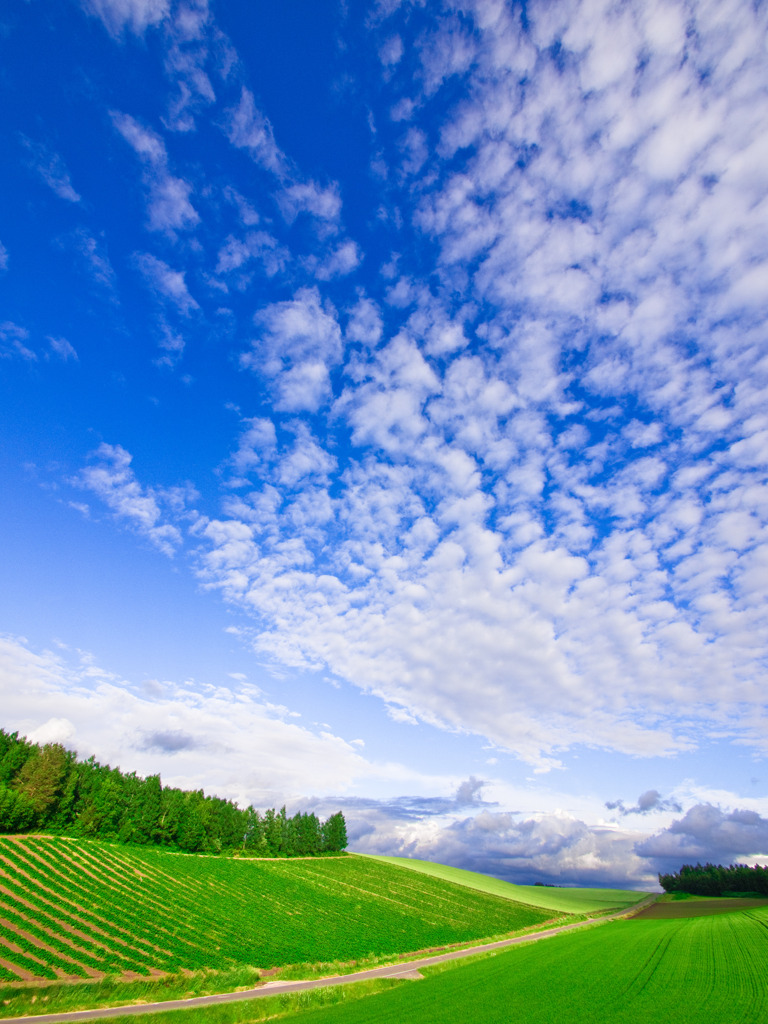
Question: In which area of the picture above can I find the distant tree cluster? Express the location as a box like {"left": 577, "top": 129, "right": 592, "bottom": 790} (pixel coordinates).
{"left": 659, "top": 862, "right": 768, "bottom": 896}
{"left": 0, "top": 729, "right": 347, "bottom": 856}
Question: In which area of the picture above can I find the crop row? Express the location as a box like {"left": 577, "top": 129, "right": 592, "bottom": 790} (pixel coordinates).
{"left": 0, "top": 837, "right": 551, "bottom": 980}
{"left": 0, "top": 846, "right": 184, "bottom": 976}
{"left": 4, "top": 840, "right": 197, "bottom": 957}
{"left": 1, "top": 854, "right": 163, "bottom": 965}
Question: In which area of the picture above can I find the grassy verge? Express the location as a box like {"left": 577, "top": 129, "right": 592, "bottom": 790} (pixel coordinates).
{"left": 1, "top": 978, "right": 407, "bottom": 1024}
{"left": 278, "top": 908, "right": 768, "bottom": 1024}
{"left": 0, "top": 967, "right": 263, "bottom": 1018}
{"left": 0, "top": 911, "right": 581, "bottom": 1016}
{"left": 273, "top": 912, "right": 579, "bottom": 980}
{"left": 106, "top": 979, "right": 405, "bottom": 1024}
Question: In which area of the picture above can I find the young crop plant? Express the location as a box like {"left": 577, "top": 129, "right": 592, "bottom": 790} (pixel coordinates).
{"left": 0, "top": 841, "right": 185, "bottom": 977}
{"left": 0, "top": 837, "right": 556, "bottom": 983}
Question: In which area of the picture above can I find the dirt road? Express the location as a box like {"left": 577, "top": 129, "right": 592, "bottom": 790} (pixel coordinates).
{"left": 0, "top": 896, "right": 657, "bottom": 1024}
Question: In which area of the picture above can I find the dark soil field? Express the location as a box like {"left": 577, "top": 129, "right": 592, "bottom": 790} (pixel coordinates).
{"left": 633, "top": 897, "right": 768, "bottom": 919}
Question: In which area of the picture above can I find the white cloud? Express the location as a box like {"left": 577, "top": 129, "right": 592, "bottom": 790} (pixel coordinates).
{"left": 279, "top": 181, "right": 342, "bottom": 224}
{"left": 417, "top": 16, "right": 476, "bottom": 97}
{"left": 241, "top": 287, "right": 343, "bottom": 412}
{"left": 346, "top": 294, "right": 383, "bottom": 347}
{"left": 154, "top": 320, "right": 186, "bottom": 367}
{"left": 379, "top": 35, "right": 403, "bottom": 68}
{"left": 314, "top": 240, "right": 361, "bottom": 280}
{"left": 637, "top": 804, "right": 768, "bottom": 869}
{"left": 215, "top": 231, "right": 288, "bottom": 279}
{"left": 47, "top": 336, "right": 78, "bottom": 361}
{"left": 81, "top": 0, "right": 169, "bottom": 38}
{"left": 32, "top": 0, "right": 768, "bottom": 784}
{"left": 75, "top": 443, "right": 184, "bottom": 555}
{"left": 335, "top": 792, "right": 653, "bottom": 888}
{"left": 0, "top": 321, "right": 36, "bottom": 361}
{"left": 135, "top": 253, "right": 199, "bottom": 313}
{"left": 162, "top": 0, "right": 217, "bottom": 131}
{"left": 112, "top": 112, "right": 199, "bottom": 234}
{"left": 70, "top": 230, "right": 117, "bottom": 292}
{"left": 223, "top": 88, "right": 286, "bottom": 175}
{"left": 20, "top": 137, "right": 81, "bottom": 203}
{"left": 0, "top": 634, "right": 397, "bottom": 808}
{"left": 0, "top": 240, "right": 8, "bottom": 271}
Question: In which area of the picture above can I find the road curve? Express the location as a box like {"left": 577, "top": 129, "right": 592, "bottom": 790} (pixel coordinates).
{"left": 0, "top": 896, "right": 657, "bottom": 1024}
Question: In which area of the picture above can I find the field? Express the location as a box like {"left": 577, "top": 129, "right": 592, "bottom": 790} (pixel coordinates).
{"left": 2, "top": 838, "right": 764, "bottom": 1024}
{"left": 634, "top": 895, "right": 768, "bottom": 918}
{"left": 362, "top": 854, "right": 647, "bottom": 913}
{"left": 0, "top": 836, "right": 555, "bottom": 984}
{"left": 282, "top": 904, "right": 768, "bottom": 1024}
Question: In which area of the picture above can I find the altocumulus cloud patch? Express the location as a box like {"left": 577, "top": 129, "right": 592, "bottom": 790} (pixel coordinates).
{"left": 2, "top": 0, "right": 767, "bottom": 886}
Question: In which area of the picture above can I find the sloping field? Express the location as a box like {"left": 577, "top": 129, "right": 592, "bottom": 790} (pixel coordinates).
{"left": 362, "top": 854, "right": 647, "bottom": 913}
{"left": 0, "top": 837, "right": 554, "bottom": 983}
{"left": 294, "top": 905, "right": 768, "bottom": 1024}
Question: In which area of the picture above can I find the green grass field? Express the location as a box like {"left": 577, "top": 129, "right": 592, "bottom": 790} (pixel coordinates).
{"left": 281, "top": 905, "right": 768, "bottom": 1024}
{"left": 0, "top": 837, "right": 554, "bottom": 985}
{"left": 362, "top": 854, "right": 648, "bottom": 913}
{"left": 3, "top": 838, "right": 763, "bottom": 1024}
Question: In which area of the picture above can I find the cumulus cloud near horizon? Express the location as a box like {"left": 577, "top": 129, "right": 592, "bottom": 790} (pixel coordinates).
{"left": 637, "top": 804, "right": 768, "bottom": 871}
{"left": 0, "top": 633, "right": 398, "bottom": 809}
{"left": 5, "top": 628, "right": 767, "bottom": 889}
{"left": 303, "top": 791, "right": 768, "bottom": 890}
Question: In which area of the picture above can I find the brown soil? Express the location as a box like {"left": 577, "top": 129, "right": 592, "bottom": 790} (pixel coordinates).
{"left": 633, "top": 897, "right": 768, "bottom": 919}
{"left": 0, "top": 917, "right": 102, "bottom": 980}
{"left": 0, "top": 954, "right": 37, "bottom": 982}
{"left": 0, "top": 858, "right": 172, "bottom": 959}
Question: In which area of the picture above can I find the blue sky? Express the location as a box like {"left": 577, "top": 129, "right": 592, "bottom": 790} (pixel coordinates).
{"left": 2, "top": 0, "right": 768, "bottom": 889}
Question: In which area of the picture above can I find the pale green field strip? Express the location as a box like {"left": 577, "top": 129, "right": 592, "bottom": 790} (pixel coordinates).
{"left": 360, "top": 854, "right": 648, "bottom": 912}
{"left": 0, "top": 838, "right": 553, "bottom": 982}
{"left": 287, "top": 905, "right": 768, "bottom": 1024}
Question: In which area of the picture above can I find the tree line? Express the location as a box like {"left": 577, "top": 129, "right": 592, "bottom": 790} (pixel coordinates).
{"left": 659, "top": 862, "right": 768, "bottom": 896}
{"left": 0, "top": 729, "right": 347, "bottom": 856}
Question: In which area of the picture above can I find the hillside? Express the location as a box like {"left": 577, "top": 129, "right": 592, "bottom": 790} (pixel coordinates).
{"left": 362, "top": 855, "right": 647, "bottom": 913}
{"left": 0, "top": 836, "right": 554, "bottom": 983}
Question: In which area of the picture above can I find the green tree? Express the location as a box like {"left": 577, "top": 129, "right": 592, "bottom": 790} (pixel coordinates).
{"left": 0, "top": 732, "right": 36, "bottom": 785}
{"left": 177, "top": 794, "right": 207, "bottom": 853}
{"left": 0, "top": 782, "right": 36, "bottom": 833}
{"left": 14, "top": 743, "right": 70, "bottom": 825}
{"left": 322, "top": 812, "right": 348, "bottom": 853}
